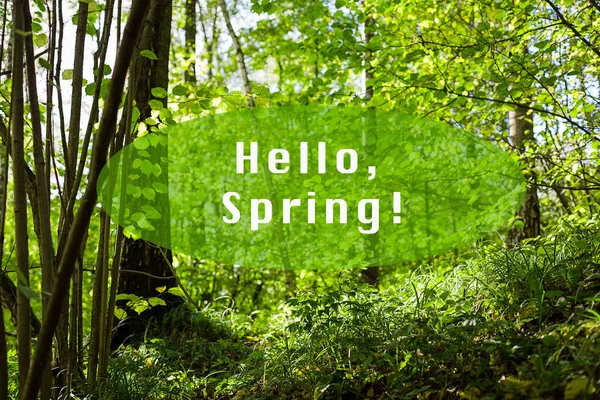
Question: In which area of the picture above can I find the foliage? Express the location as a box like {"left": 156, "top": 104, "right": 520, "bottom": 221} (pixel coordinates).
{"left": 1, "top": 0, "right": 599, "bottom": 398}
{"left": 215, "top": 222, "right": 600, "bottom": 399}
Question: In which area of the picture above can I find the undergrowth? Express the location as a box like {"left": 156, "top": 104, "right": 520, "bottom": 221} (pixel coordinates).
{"left": 96, "top": 221, "right": 600, "bottom": 399}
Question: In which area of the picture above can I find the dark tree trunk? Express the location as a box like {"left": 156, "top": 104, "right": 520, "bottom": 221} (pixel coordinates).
{"left": 0, "top": 273, "right": 41, "bottom": 335}
{"left": 184, "top": 0, "right": 196, "bottom": 83}
{"left": 113, "top": 0, "right": 182, "bottom": 350}
{"left": 360, "top": 7, "right": 379, "bottom": 287}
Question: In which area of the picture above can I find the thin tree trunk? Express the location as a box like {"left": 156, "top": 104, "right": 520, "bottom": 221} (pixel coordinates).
{"left": 218, "top": 0, "right": 254, "bottom": 107}
{"left": 0, "top": 15, "right": 9, "bottom": 400}
{"left": 185, "top": 0, "right": 197, "bottom": 83}
{"left": 44, "top": 0, "right": 57, "bottom": 190}
{"left": 65, "top": 1, "right": 89, "bottom": 199}
{"left": 84, "top": 1, "right": 116, "bottom": 389}
{"left": 87, "top": 211, "right": 110, "bottom": 389}
{"left": 51, "top": 0, "right": 70, "bottom": 381}
{"left": 219, "top": 0, "right": 296, "bottom": 293}
{"left": 507, "top": 106, "right": 541, "bottom": 246}
{"left": 0, "top": 131, "right": 9, "bottom": 400}
{"left": 199, "top": 3, "right": 219, "bottom": 81}
{"left": 20, "top": 2, "right": 150, "bottom": 398}
{"left": 0, "top": 304, "right": 6, "bottom": 400}
{"left": 99, "top": 87, "right": 131, "bottom": 377}
{"left": 10, "top": 0, "right": 31, "bottom": 392}
{"left": 73, "top": 0, "right": 116, "bottom": 198}
{"left": 22, "top": 0, "right": 56, "bottom": 395}
{"left": 360, "top": 7, "right": 379, "bottom": 286}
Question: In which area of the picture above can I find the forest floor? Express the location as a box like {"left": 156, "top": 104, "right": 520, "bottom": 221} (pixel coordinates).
{"left": 90, "top": 223, "right": 599, "bottom": 399}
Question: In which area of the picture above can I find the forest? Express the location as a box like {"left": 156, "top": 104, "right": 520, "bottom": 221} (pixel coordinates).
{"left": 0, "top": 0, "right": 599, "bottom": 398}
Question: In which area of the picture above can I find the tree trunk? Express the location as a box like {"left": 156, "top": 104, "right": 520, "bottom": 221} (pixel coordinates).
{"left": 199, "top": 2, "right": 219, "bottom": 81}
{"left": 10, "top": 0, "right": 32, "bottom": 392}
{"left": 218, "top": 0, "right": 254, "bottom": 107}
{"left": 114, "top": 0, "right": 182, "bottom": 350}
{"left": 360, "top": 6, "right": 379, "bottom": 286}
{"left": 22, "top": 0, "right": 56, "bottom": 395}
{"left": 507, "top": 106, "right": 541, "bottom": 247}
{"left": 0, "top": 123, "right": 9, "bottom": 400}
{"left": 64, "top": 0, "right": 88, "bottom": 199}
{"left": 218, "top": 0, "right": 297, "bottom": 294}
{"left": 0, "top": 273, "right": 41, "bottom": 335}
{"left": 184, "top": 0, "right": 197, "bottom": 83}
{"left": 0, "top": 303, "right": 6, "bottom": 400}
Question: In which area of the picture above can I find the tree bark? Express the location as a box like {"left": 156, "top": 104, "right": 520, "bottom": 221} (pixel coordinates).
{"left": 22, "top": 0, "right": 56, "bottom": 394}
{"left": 0, "top": 303, "right": 6, "bottom": 400}
{"left": 114, "top": 0, "right": 181, "bottom": 350}
{"left": 0, "top": 128, "right": 9, "bottom": 400}
{"left": 64, "top": 1, "right": 88, "bottom": 200}
{"left": 10, "top": 0, "right": 32, "bottom": 392}
{"left": 184, "top": 0, "right": 197, "bottom": 83}
{"left": 218, "top": 0, "right": 254, "bottom": 107}
{"left": 0, "top": 273, "right": 41, "bottom": 335}
{"left": 507, "top": 106, "right": 541, "bottom": 247}
{"left": 199, "top": 2, "right": 219, "bottom": 81}
{"left": 87, "top": 211, "right": 110, "bottom": 389}
{"left": 360, "top": 5, "right": 380, "bottom": 286}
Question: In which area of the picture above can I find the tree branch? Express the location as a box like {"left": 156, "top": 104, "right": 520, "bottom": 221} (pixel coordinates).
{"left": 545, "top": 0, "right": 600, "bottom": 59}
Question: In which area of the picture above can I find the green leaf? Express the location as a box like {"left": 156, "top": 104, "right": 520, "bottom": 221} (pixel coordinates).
{"left": 151, "top": 87, "right": 168, "bottom": 98}
{"left": 167, "top": 287, "right": 185, "bottom": 298}
{"left": 148, "top": 134, "right": 161, "bottom": 147}
{"left": 62, "top": 69, "right": 73, "bottom": 80}
{"left": 141, "top": 205, "right": 162, "bottom": 219}
{"left": 133, "top": 137, "right": 150, "bottom": 150}
{"left": 152, "top": 182, "right": 168, "bottom": 193}
{"left": 38, "top": 58, "right": 51, "bottom": 70}
{"left": 85, "top": 82, "right": 96, "bottom": 96}
{"left": 86, "top": 24, "right": 96, "bottom": 36}
{"left": 137, "top": 218, "right": 155, "bottom": 231}
{"left": 114, "top": 307, "right": 127, "bottom": 320}
{"left": 152, "top": 163, "right": 162, "bottom": 177}
{"left": 140, "top": 49, "right": 158, "bottom": 60}
{"left": 15, "top": 29, "right": 32, "bottom": 37}
{"left": 148, "top": 297, "right": 166, "bottom": 307}
{"left": 565, "top": 378, "right": 595, "bottom": 399}
{"left": 116, "top": 293, "right": 140, "bottom": 302}
{"left": 172, "top": 85, "right": 187, "bottom": 96}
{"left": 130, "top": 212, "right": 145, "bottom": 222}
{"left": 142, "top": 187, "right": 155, "bottom": 200}
{"left": 18, "top": 285, "right": 39, "bottom": 300}
{"left": 132, "top": 300, "right": 149, "bottom": 314}
{"left": 140, "top": 160, "right": 154, "bottom": 176}
{"left": 34, "top": 34, "right": 48, "bottom": 47}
